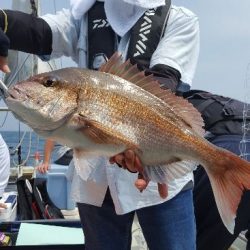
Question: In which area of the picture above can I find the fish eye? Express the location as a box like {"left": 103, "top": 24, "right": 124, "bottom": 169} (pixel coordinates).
{"left": 44, "top": 79, "right": 56, "bottom": 87}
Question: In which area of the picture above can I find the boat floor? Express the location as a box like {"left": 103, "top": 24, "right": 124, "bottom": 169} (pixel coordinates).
{"left": 2, "top": 177, "right": 248, "bottom": 249}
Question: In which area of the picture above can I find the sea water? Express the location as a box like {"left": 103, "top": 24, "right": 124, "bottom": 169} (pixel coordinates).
{"left": 0, "top": 130, "right": 58, "bottom": 167}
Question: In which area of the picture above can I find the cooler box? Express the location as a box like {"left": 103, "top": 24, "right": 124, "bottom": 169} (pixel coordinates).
{"left": 36, "top": 164, "right": 75, "bottom": 210}
{"left": 0, "top": 192, "right": 17, "bottom": 222}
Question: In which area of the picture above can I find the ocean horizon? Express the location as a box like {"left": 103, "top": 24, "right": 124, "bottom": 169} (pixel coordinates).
{"left": 1, "top": 130, "right": 46, "bottom": 167}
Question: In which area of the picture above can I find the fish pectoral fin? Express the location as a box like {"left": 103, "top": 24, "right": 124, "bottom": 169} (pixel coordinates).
{"left": 143, "top": 160, "right": 197, "bottom": 185}
{"left": 69, "top": 113, "right": 122, "bottom": 144}
{"left": 75, "top": 116, "right": 138, "bottom": 148}
{"left": 68, "top": 113, "right": 88, "bottom": 129}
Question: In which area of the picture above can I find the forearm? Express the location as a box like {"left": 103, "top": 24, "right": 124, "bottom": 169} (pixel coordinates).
{"left": 43, "top": 139, "right": 55, "bottom": 164}
{"left": 146, "top": 64, "right": 181, "bottom": 92}
{"left": 0, "top": 10, "right": 52, "bottom": 56}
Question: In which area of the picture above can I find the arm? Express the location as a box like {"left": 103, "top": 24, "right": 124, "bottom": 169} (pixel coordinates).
{"left": 1, "top": 10, "right": 52, "bottom": 55}
{"left": 0, "top": 10, "right": 52, "bottom": 73}
{"left": 150, "top": 7, "right": 200, "bottom": 87}
{"left": 36, "top": 139, "right": 55, "bottom": 174}
{"left": 146, "top": 64, "right": 181, "bottom": 92}
{"left": 0, "top": 135, "right": 10, "bottom": 209}
{"left": 0, "top": 9, "right": 80, "bottom": 72}
{"left": 0, "top": 28, "right": 10, "bottom": 73}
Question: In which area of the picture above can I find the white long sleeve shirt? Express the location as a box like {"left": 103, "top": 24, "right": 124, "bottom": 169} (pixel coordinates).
{"left": 42, "top": 4, "right": 200, "bottom": 214}
{"left": 0, "top": 134, "right": 10, "bottom": 197}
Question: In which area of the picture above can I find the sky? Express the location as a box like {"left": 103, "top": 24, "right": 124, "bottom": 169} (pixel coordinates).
{"left": 173, "top": 0, "right": 250, "bottom": 102}
{"left": 0, "top": 0, "right": 250, "bottom": 131}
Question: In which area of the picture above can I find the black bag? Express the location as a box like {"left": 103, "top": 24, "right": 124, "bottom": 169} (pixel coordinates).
{"left": 183, "top": 90, "right": 250, "bottom": 135}
{"left": 16, "top": 177, "right": 64, "bottom": 220}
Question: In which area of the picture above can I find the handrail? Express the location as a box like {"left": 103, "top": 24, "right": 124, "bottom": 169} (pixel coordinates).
{"left": 0, "top": 107, "right": 9, "bottom": 111}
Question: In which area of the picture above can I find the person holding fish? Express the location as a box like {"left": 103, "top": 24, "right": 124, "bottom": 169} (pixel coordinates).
{"left": 0, "top": 0, "right": 202, "bottom": 249}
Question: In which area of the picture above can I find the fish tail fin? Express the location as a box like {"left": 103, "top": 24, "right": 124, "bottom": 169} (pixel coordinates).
{"left": 205, "top": 149, "right": 250, "bottom": 234}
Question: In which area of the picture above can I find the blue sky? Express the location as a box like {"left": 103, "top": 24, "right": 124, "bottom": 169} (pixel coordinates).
{"left": 0, "top": 0, "right": 250, "bottom": 130}
{"left": 174, "top": 0, "right": 250, "bottom": 102}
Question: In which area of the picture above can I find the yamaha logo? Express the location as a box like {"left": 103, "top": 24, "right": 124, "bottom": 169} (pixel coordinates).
{"left": 133, "top": 9, "right": 156, "bottom": 57}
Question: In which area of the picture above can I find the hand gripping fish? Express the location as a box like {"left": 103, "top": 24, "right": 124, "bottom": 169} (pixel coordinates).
{"left": 3, "top": 53, "right": 250, "bottom": 234}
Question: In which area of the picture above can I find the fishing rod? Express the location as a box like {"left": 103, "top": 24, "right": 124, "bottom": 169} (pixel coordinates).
{"left": 0, "top": 79, "right": 9, "bottom": 98}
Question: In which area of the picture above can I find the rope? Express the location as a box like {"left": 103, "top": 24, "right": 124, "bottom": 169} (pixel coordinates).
{"left": 30, "top": 0, "right": 38, "bottom": 17}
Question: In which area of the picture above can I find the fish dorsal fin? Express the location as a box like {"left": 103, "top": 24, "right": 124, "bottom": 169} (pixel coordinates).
{"left": 99, "top": 53, "right": 205, "bottom": 136}
{"left": 161, "top": 89, "right": 205, "bottom": 136}
{"left": 99, "top": 53, "right": 157, "bottom": 89}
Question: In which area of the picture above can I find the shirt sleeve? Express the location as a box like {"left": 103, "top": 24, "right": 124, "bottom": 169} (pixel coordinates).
{"left": 0, "top": 135, "right": 10, "bottom": 197}
{"left": 150, "top": 6, "right": 200, "bottom": 86}
{"left": 41, "top": 9, "right": 81, "bottom": 63}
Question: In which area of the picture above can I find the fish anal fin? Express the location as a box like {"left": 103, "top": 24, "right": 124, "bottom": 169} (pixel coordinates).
{"left": 143, "top": 159, "right": 196, "bottom": 184}
{"left": 163, "top": 157, "right": 182, "bottom": 165}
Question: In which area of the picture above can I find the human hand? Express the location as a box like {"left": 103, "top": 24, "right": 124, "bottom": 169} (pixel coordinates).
{"left": 0, "top": 29, "right": 10, "bottom": 73}
{"left": 36, "top": 162, "right": 50, "bottom": 174}
{"left": 109, "top": 150, "right": 168, "bottom": 199}
{"left": 0, "top": 56, "right": 10, "bottom": 73}
{"left": 0, "top": 202, "right": 7, "bottom": 209}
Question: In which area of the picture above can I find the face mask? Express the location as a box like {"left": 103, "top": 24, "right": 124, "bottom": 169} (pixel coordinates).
{"left": 122, "top": 0, "right": 165, "bottom": 9}
{"left": 104, "top": 0, "right": 145, "bottom": 36}
{"left": 70, "top": 0, "right": 168, "bottom": 36}
{"left": 70, "top": 0, "right": 96, "bottom": 19}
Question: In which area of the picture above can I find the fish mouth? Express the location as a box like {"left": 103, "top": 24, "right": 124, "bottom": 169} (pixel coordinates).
{"left": 6, "top": 85, "right": 76, "bottom": 132}
{"left": 6, "top": 85, "right": 31, "bottom": 101}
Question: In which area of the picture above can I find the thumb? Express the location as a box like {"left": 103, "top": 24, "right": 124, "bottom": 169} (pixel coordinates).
{"left": 0, "top": 202, "right": 7, "bottom": 209}
{"left": 0, "top": 56, "right": 10, "bottom": 73}
{"left": 158, "top": 183, "right": 168, "bottom": 199}
{"left": 2, "top": 64, "right": 10, "bottom": 73}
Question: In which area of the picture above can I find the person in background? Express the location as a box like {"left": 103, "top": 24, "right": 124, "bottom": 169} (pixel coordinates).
{"left": 183, "top": 89, "right": 250, "bottom": 250}
{"left": 0, "top": 134, "right": 10, "bottom": 208}
{"left": 0, "top": 0, "right": 200, "bottom": 249}
{"left": 37, "top": 139, "right": 72, "bottom": 174}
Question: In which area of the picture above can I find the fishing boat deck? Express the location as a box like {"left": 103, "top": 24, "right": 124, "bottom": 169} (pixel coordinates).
{"left": 1, "top": 175, "right": 248, "bottom": 249}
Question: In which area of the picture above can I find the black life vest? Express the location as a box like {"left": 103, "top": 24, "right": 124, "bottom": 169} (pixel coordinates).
{"left": 183, "top": 90, "right": 250, "bottom": 135}
{"left": 87, "top": 1, "right": 171, "bottom": 70}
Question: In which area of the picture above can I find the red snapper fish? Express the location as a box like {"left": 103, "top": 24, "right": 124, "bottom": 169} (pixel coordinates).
{"left": 4, "top": 53, "right": 250, "bottom": 233}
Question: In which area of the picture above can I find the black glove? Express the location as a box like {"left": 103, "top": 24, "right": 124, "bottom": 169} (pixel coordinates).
{"left": 146, "top": 64, "right": 181, "bottom": 92}
{"left": 0, "top": 28, "right": 9, "bottom": 57}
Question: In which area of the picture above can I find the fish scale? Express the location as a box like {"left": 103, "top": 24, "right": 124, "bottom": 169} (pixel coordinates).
{"left": 84, "top": 83, "right": 181, "bottom": 155}
{"left": 76, "top": 80, "right": 202, "bottom": 167}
